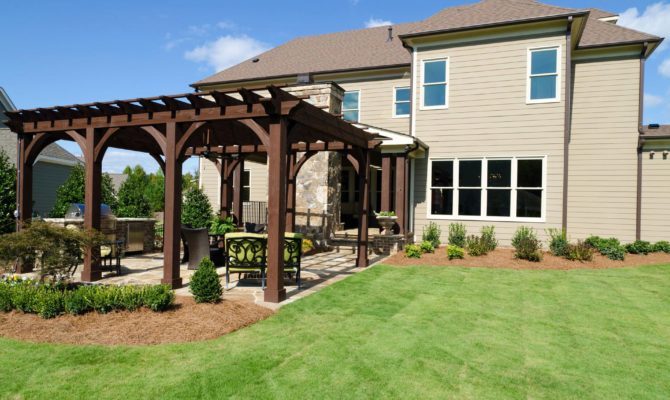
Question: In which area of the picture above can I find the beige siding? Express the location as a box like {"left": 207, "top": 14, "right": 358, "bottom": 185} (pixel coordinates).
{"left": 199, "top": 159, "right": 220, "bottom": 210}
{"left": 246, "top": 161, "right": 268, "bottom": 202}
{"left": 412, "top": 34, "right": 567, "bottom": 245}
{"left": 199, "top": 159, "right": 269, "bottom": 212}
{"left": 641, "top": 149, "right": 670, "bottom": 242}
{"left": 567, "top": 58, "right": 640, "bottom": 242}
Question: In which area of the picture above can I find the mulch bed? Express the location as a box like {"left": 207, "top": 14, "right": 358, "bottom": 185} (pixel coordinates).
{"left": 385, "top": 247, "right": 670, "bottom": 270}
{"left": 0, "top": 296, "right": 274, "bottom": 346}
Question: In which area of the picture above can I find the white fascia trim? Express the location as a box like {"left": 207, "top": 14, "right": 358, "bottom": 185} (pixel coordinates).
{"left": 34, "top": 155, "right": 81, "bottom": 167}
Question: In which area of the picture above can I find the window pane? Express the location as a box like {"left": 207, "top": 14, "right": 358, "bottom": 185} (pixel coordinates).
{"left": 424, "top": 84, "right": 446, "bottom": 107}
{"left": 395, "top": 87, "right": 410, "bottom": 102}
{"left": 517, "top": 189, "right": 542, "bottom": 218}
{"left": 459, "top": 189, "right": 481, "bottom": 216}
{"left": 395, "top": 102, "right": 410, "bottom": 116}
{"left": 431, "top": 161, "right": 453, "bottom": 187}
{"left": 517, "top": 159, "right": 542, "bottom": 187}
{"left": 424, "top": 60, "right": 446, "bottom": 84}
{"left": 459, "top": 160, "right": 481, "bottom": 187}
{"left": 487, "top": 190, "right": 511, "bottom": 217}
{"left": 242, "top": 188, "right": 250, "bottom": 203}
{"left": 343, "top": 110, "right": 359, "bottom": 122}
{"left": 343, "top": 92, "right": 359, "bottom": 110}
{"left": 431, "top": 189, "right": 453, "bottom": 215}
{"left": 530, "top": 75, "right": 557, "bottom": 100}
{"left": 531, "top": 49, "right": 557, "bottom": 75}
{"left": 487, "top": 160, "right": 511, "bottom": 187}
{"left": 242, "top": 171, "right": 250, "bottom": 187}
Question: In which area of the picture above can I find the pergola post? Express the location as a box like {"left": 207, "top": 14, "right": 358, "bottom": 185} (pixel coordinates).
{"left": 357, "top": 149, "right": 371, "bottom": 268}
{"left": 381, "top": 154, "right": 392, "bottom": 212}
{"left": 232, "top": 157, "right": 244, "bottom": 226}
{"left": 395, "top": 154, "right": 408, "bottom": 235}
{"left": 265, "top": 117, "right": 288, "bottom": 303}
{"left": 162, "top": 122, "right": 183, "bottom": 289}
{"left": 15, "top": 135, "right": 33, "bottom": 273}
{"left": 82, "top": 127, "right": 102, "bottom": 282}
{"left": 219, "top": 159, "right": 233, "bottom": 219}
{"left": 285, "top": 152, "right": 297, "bottom": 232}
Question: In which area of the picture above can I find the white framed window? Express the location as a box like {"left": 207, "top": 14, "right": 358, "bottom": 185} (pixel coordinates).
{"left": 393, "top": 86, "right": 410, "bottom": 118}
{"left": 343, "top": 90, "right": 360, "bottom": 122}
{"left": 421, "top": 58, "right": 448, "bottom": 109}
{"left": 527, "top": 46, "right": 560, "bottom": 103}
{"left": 428, "top": 157, "right": 546, "bottom": 221}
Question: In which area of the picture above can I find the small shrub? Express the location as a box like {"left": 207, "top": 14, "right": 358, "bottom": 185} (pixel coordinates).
{"left": 190, "top": 257, "right": 223, "bottom": 303}
{"left": 420, "top": 241, "right": 435, "bottom": 254}
{"left": 89, "top": 285, "right": 114, "bottom": 314}
{"left": 209, "top": 216, "right": 236, "bottom": 236}
{"left": 481, "top": 226, "right": 498, "bottom": 252}
{"left": 601, "top": 245, "right": 626, "bottom": 261}
{"left": 0, "top": 284, "right": 12, "bottom": 312}
{"left": 585, "top": 236, "right": 626, "bottom": 261}
{"left": 120, "top": 286, "right": 144, "bottom": 311}
{"left": 565, "top": 240, "right": 594, "bottom": 262}
{"left": 447, "top": 223, "right": 466, "bottom": 248}
{"left": 143, "top": 285, "right": 175, "bottom": 312}
{"left": 652, "top": 241, "right": 670, "bottom": 253}
{"left": 625, "top": 240, "right": 652, "bottom": 255}
{"left": 35, "top": 289, "right": 65, "bottom": 319}
{"left": 547, "top": 228, "right": 569, "bottom": 257}
{"left": 465, "top": 235, "right": 488, "bottom": 257}
{"left": 512, "top": 226, "right": 542, "bottom": 262}
{"left": 422, "top": 222, "right": 442, "bottom": 248}
{"left": 11, "top": 282, "right": 38, "bottom": 313}
{"left": 447, "top": 245, "right": 465, "bottom": 260}
{"left": 64, "top": 288, "right": 91, "bottom": 315}
{"left": 405, "top": 244, "right": 422, "bottom": 259}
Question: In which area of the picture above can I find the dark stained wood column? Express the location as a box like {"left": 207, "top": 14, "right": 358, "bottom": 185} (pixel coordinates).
{"left": 162, "top": 122, "right": 183, "bottom": 289}
{"left": 381, "top": 154, "right": 392, "bottom": 212}
{"left": 219, "top": 159, "right": 233, "bottom": 219}
{"left": 395, "top": 154, "right": 408, "bottom": 235}
{"left": 357, "top": 150, "right": 371, "bottom": 268}
{"left": 82, "top": 127, "right": 102, "bottom": 282}
{"left": 232, "top": 157, "right": 245, "bottom": 226}
{"left": 285, "top": 152, "right": 297, "bottom": 232}
{"left": 15, "top": 135, "right": 33, "bottom": 273}
{"left": 265, "top": 117, "right": 288, "bottom": 303}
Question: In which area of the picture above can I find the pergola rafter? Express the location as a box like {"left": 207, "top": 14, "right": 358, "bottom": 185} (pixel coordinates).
{"left": 6, "top": 86, "right": 380, "bottom": 303}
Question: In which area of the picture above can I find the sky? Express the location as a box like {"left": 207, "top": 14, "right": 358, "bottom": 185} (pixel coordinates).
{"left": 1, "top": 0, "right": 669, "bottom": 174}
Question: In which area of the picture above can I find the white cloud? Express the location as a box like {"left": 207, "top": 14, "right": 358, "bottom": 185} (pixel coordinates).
{"left": 184, "top": 35, "right": 270, "bottom": 71}
{"left": 619, "top": 2, "right": 670, "bottom": 50}
{"left": 660, "top": 58, "right": 670, "bottom": 77}
{"left": 217, "top": 21, "right": 236, "bottom": 30}
{"left": 645, "top": 93, "right": 664, "bottom": 107}
{"left": 365, "top": 18, "right": 393, "bottom": 28}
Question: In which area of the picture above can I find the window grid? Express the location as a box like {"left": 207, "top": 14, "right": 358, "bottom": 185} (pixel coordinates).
{"left": 342, "top": 90, "right": 360, "bottom": 122}
{"left": 422, "top": 59, "right": 448, "bottom": 109}
{"left": 527, "top": 47, "right": 560, "bottom": 103}
{"left": 393, "top": 86, "right": 411, "bottom": 117}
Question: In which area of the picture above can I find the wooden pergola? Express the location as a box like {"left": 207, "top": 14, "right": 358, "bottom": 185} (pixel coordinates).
{"left": 5, "top": 86, "right": 381, "bottom": 303}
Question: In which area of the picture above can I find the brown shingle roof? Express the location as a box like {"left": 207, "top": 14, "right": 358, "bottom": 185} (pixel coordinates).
{"left": 580, "top": 10, "right": 661, "bottom": 48}
{"left": 641, "top": 125, "right": 670, "bottom": 138}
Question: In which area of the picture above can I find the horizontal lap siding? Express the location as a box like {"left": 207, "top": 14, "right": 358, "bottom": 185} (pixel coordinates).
{"left": 567, "top": 58, "right": 640, "bottom": 242}
{"left": 32, "top": 162, "right": 74, "bottom": 217}
{"left": 199, "top": 159, "right": 269, "bottom": 211}
{"left": 413, "top": 34, "right": 567, "bottom": 245}
{"left": 200, "top": 159, "right": 220, "bottom": 210}
{"left": 641, "top": 152, "right": 670, "bottom": 242}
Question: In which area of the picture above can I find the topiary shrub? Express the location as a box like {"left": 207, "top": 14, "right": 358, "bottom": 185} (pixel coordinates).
{"left": 422, "top": 222, "right": 442, "bottom": 248}
{"left": 512, "top": 226, "right": 542, "bottom": 262}
{"left": 181, "top": 186, "right": 213, "bottom": 229}
{"left": 547, "top": 228, "right": 569, "bottom": 257}
{"left": 565, "top": 240, "right": 594, "bottom": 262}
{"left": 447, "top": 245, "right": 465, "bottom": 260}
{"left": 652, "top": 241, "right": 670, "bottom": 253}
{"left": 405, "top": 244, "right": 422, "bottom": 259}
{"left": 481, "top": 226, "right": 497, "bottom": 252}
{"left": 448, "top": 223, "right": 466, "bottom": 248}
{"left": 420, "top": 240, "right": 435, "bottom": 254}
{"left": 465, "top": 235, "right": 488, "bottom": 257}
{"left": 190, "top": 257, "right": 223, "bottom": 303}
{"left": 625, "top": 240, "right": 652, "bottom": 255}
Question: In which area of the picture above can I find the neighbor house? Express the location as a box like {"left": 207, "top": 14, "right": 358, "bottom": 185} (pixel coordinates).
{"left": 194, "top": 0, "right": 667, "bottom": 244}
{"left": 0, "top": 88, "right": 82, "bottom": 216}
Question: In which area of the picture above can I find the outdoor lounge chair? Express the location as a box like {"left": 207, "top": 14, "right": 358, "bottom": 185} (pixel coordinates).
{"left": 181, "top": 226, "right": 224, "bottom": 270}
{"left": 225, "top": 232, "right": 267, "bottom": 289}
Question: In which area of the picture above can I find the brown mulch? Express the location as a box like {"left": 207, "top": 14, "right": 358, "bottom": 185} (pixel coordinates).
{"left": 0, "top": 296, "right": 274, "bottom": 346}
{"left": 385, "top": 247, "right": 670, "bottom": 270}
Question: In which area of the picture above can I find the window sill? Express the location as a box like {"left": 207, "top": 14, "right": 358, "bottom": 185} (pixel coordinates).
{"left": 426, "top": 214, "right": 546, "bottom": 224}
{"left": 526, "top": 98, "right": 560, "bottom": 105}
{"left": 392, "top": 114, "right": 410, "bottom": 119}
{"left": 419, "top": 105, "right": 449, "bottom": 111}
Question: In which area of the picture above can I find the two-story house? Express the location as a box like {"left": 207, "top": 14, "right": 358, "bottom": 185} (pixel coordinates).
{"left": 194, "top": 0, "right": 666, "bottom": 245}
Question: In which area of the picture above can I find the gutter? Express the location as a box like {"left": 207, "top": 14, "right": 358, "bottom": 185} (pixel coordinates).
{"left": 562, "top": 16, "right": 573, "bottom": 233}
{"left": 636, "top": 42, "right": 649, "bottom": 241}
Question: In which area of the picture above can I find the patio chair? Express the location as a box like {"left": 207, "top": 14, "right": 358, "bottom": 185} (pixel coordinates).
{"left": 224, "top": 233, "right": 267, "bottom": 289}
{"left": 284, "top": 233, "right": 303, "bottom": 289}
{"left": 181, "top": 227, "right": 224, "bottom": 270}
{"left": 244, "top": 222, "right": 266, "bottom": 234}
{"left": 100, "top": 239, "right": 124, "bottom": 276}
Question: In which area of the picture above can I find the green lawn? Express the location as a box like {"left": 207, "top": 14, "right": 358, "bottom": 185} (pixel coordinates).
{"left": 2, "top": 264, "right": 670, "bottom": 399}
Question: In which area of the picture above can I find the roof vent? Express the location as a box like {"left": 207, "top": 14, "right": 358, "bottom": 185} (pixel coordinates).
{"left": 387, "top": 26, "right": 393, "bottom": 42}
{"left": 296, "top": 73, "right": 312, "bottom": 84}
{"left": 252, "top": 58, "right": 260, "bottom": 63}
{"left": 649, "top": 123, "right": 661, "bottom": 129}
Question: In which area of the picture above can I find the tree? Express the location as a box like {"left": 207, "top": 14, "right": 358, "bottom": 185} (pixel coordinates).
{"left": 182, "top": 171, "right": 199, "bottom": 194}
{"left": 181, "top": 185, "right": 213, "bottom": 228}
{"left": 116, "top": 165, "right": 152, "bottom": 218}
{"left": 50, "top": 164, "right": 117, "bottom": 217}
{"left": 146, "top": 169, "right": 165, "bottom": 213}
{"left": 0, "top": 150, "right": 16, "bottom": 234}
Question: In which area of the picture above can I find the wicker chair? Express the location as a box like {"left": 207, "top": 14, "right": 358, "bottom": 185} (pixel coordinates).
{"left": 181, "top": 227, "right": 224, "bottom": 270}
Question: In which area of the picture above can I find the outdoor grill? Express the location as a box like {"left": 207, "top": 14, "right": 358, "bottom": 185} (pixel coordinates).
{"left": 65, "top": 203, "right": 117, "bottom": 238}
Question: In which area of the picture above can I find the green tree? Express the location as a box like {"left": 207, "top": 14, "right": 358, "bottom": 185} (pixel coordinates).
{"left": 181, "top": 185, "right": 213, "bottom": 228}
{"left": 146, "top": 169, "right": 165, "bottom": 213}
{"left": 182, "top": 171, "right": 199, "bottom": 194}
{"left": 50, "top": 164, "right": 117, "bottom": 217}
{"left": 0, "top": 150, "right": 16, "bottom": 234}
{"left": 116, "top": 165, "right": 151, "bottom": 218}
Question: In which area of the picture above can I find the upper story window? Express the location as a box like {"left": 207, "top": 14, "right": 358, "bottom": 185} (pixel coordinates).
{"left": 422, "top": 59, "right": 448, "bottom": 109}
{"left": 343, "top": 91, "right": 360, "bottom": 122}
{"left": 528, "top": 47, "right": 560, "bottom": 103}
{"left": 393, "top": 87, "right": 410, "bottom": 117}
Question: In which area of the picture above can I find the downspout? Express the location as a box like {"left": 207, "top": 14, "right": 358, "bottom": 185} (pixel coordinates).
{"left": 561, "top": 16, "right": 573, "bottom": 233}
{"left": 402, "top": 40, "right": 417, "bottom": 238}
{"left": 15, "top": 134, "right": 21, "bottom": 230}
{"left": 636, "top": 42, "right": 649, "bottom": 241}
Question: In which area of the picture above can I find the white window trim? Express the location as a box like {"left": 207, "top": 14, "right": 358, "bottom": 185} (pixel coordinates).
{"left": 526, "top": 46, "right": 561, "bottom": 104}
{"left": 426, "top": 156, "right": 547, "bottom": 223}
{"left": 342, "top": 90, "right": 361, "bottom": 122}
{"left": 392, "top": 86, "right": 411, "bottom": 118}
{"left": 420, "top": 58, "right": 449, "bottom": 110}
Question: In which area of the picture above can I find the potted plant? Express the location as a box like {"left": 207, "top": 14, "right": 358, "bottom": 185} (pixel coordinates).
{"left": 375, "top": 211, "right": 397, "bottom": 235}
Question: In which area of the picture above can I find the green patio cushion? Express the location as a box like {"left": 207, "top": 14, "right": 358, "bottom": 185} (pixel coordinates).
{"left": 225, "top": 234, "right": 266, "bottom": 265}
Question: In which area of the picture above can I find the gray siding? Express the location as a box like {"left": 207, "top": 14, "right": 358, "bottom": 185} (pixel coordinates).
{"left": 32, "top": 161, "right": 74, "bottom": 217}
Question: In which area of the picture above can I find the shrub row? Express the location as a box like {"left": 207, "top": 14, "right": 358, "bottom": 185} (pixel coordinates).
{"left": 0, "top": 279, "right": 174, "bottom": 319}
{"left": 408, "top": 225, "right": 497, "bottom": 260}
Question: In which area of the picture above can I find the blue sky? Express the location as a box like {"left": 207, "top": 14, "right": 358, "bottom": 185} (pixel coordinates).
{"left": 1, "top": 0, "right": 668, "bottom": 173}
